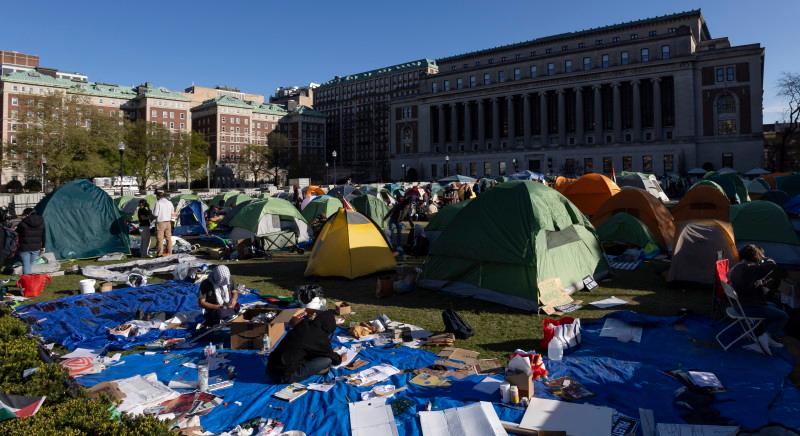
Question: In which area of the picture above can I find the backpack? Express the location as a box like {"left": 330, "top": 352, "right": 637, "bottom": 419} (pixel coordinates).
{"left": 442, "top": 308, "right": 474, "bottom": 339}
{"left": 0, "top": 227, "right": 18, "bottom": 261}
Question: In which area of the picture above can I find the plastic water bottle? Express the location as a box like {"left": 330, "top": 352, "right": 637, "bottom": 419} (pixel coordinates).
{"left": 548, "top": 338, "right": 563, "bottom": 361}
{"left": 262, "top": 334, "right": 271, "bottom": 355}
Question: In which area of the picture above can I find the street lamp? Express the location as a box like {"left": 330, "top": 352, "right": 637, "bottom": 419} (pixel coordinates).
{"left": 40, "top": 156, "right": 46, "bottom": 193}
{"left": 512, "top": 158, "right": 518, "bottom": 172}
{"left": 332, "top": 150, "right": 337, "bottom": 185}
{"left": 118, "top": 142, "right": 125, "bottom": 197}
{"left": 401, "top": 163, "right": 406, "bottom": 182}
{"left": 325, "top": 162, "right": 329, "bottom": 185}
{"left": 445, "top": 155, "right": 450, "bottom": 177}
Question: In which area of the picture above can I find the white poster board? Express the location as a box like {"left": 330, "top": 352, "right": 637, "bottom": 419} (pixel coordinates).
{"left": 519, "top": 398, "right": 613, "bottom": 436}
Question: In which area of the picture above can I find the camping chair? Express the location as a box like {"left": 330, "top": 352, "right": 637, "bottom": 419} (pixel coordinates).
{"left": 258, "top": 230, "right": 300, "bottom": 254}
{"left": 715, "top": 282, "right": 767, "bottom": 353}
{"left": 712, "top": 258, "right": 730, "bottom": 319}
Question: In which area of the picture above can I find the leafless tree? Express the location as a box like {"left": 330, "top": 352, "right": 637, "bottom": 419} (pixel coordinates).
{"left": 776, "top": 72, "right": 800, "bottom": 171}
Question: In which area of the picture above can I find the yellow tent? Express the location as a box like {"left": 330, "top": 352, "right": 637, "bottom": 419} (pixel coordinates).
{"left": 304, "top": 208, "right": 396, "bottom": 279}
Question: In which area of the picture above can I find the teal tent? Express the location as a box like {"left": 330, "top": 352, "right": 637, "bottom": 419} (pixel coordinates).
{"left": 351, "top": 194, "right": 390, "bottom": 229}
{"left": 425, "top": 199, "right": 472, "bottom": 242}
{"left": 704, "top": 172, "right": 749, "bottom": 204}
{"left": 776, "top": 174, "right": 800, "bottom": 198}
{"left": 596, "top": 212, "right": 660, "bottom": 256}
{"left": 35, "top": 180, "right": 130, "bottom": 260}
{"left": 301, "top": 196, "right": 343, "bottom": 222}
{"left": 420, "top": 181, "right": 608, "bottom": 310}
{"left": 730, "top": 200, "right": 800, "bottom": 265}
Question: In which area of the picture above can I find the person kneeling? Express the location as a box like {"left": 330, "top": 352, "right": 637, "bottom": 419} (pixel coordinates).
{"left": 267, "top": 297, "right": 343, "bottom": 383}
{"left": 198, "top": 265, "right": 239, "bottom": 327}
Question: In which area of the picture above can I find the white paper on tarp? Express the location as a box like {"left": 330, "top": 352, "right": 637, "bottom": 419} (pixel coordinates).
{"left": 114, "top": 372, "right": 179, "bottom": 415}
{"left": 349, "top": 398, "right": 399, "bottom": 436}
{"left": 420, "top": 401, "right": 507, "bottom": 436}
{"left": 519, "top": 398, "right": 613, "bottom": 436}
{"left": 590, "top": 296, "right": 628, "bottom": 309}
{"left": 350, "top": 364, "right": 401, "bottom": 386}
{"left": 600, "top": 318, "right": 643, "bottom": 343}
{"left": 384, "top": 321, "right": 434, "bottom": 339}
{"left": 687, "top": 372, "right": 724, "bottom": 390}
{"left": 307, "top": 382, "right": 335, "bottom": 392}
{"left": 473, "top": 376, "right": 503, "bottom": 395}
{"left": 61, "top": 348, "right": 101, "bottom": 359}
{"left": 333, "top": 346, "right": 361, "bottom": 369}
{"left": 655, "top": 423, "right": 739, "bottom": 436}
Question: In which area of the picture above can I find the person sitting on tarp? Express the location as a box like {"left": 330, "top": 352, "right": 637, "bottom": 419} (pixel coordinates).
{"left": 198, "top": 265, "right": 239, "bottom": 327}
{"left": 267, "top": 297, "right": 344, "bottom": 383}
{"left": 729, "top": 244, "right": 788, "bottom": 354}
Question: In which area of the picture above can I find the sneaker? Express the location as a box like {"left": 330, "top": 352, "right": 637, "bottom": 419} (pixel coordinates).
{"left": 758, "top": 334, "right": 774, "bottom": 356}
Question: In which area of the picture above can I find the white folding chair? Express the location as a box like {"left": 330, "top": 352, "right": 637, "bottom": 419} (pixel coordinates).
{"left": 715, "top": 282, "right": 767, "bottom": 352}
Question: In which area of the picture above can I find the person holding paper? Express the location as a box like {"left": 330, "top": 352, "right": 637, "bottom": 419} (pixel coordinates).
{"left": 267, "top": 298, "right": 345, "bottom": 383}
{"left": 198, "top": 265, "right": 239, "bottom": 327}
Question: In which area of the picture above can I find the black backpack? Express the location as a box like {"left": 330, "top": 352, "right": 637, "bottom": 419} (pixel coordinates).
{"left": 442, "top": 308, "right": 474, "bottom": 339}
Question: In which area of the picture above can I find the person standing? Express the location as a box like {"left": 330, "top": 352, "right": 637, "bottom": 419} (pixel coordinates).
{"left": 384, "top": 195, "right": 410, "bottom": 249}
{"left": 16, "top": 208, "right": 45, "bottom": 275}
{"left": 152, "top": 192, "right": 175, "bottom": 256}
{"left": 137, "top": 200, "right": 153, "bottom": 258}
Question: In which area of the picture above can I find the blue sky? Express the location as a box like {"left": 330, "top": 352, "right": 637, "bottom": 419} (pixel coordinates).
{"left": 2, "top": 0, "right": 797, "bottom": 122}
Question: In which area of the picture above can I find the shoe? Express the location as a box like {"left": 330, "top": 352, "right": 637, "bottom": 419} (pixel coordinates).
{"left": 766, "top": 334, "right": 784, "bottom": 348}
{"left": 758, "top": 334, "right": 774, "bottom": 356}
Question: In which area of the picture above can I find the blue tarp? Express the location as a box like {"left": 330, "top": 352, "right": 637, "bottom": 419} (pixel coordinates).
{"left": 509, "top": 170, "right": 546, "bottom": 181}
{"left": 785, "top": 195, "right": 800, "bottom": 216}
{"left": 15, "top": 281, "right": 260, "bottom": 351}
{"left": 173, "top": 201, "right": 208, "bottom": 236}
{"left": 62, "top": 307, "right": 800, "bottom": 434}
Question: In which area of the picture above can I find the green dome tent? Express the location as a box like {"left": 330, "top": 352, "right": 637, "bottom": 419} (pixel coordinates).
{"left": 704, "top": 172, "right": 749, "bottom": 204}
{"left": 301, "top": 196, "right": 343, "bottom": 222}
{"left": 776, "top": 174, "right": 800, "bottom": 198}
{"left": 351, "top": 194, "right": 390, "bottom": 229}
{"left": 208, "top": 192, "right": 238, "bottom": 207}
{"left": 425, "top": 199, "right": 472, "bottom": 242}
{"left": 224, "top": 193, "right": 252, "bottom": 208}
{"left": 730, "top": 200, "right": 800, "bottom": 266}
{"left": 171, "top": 193, "right": 200, "bottom": 206}
{"left": 35, "top": 180, "right": 130, "bottom": 260}
{"left": 228, "top": 198, "right": 309, "bottom": 243}
{"left": 420, "top": 181, "right": 608, "bottom": 311}
{"left": 596, "top": 212, "right": 660, "bottom": 255}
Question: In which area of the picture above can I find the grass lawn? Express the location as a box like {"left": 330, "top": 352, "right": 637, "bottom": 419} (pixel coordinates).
{"left": 8, "top": 251, "right": 712, "bottom": 360}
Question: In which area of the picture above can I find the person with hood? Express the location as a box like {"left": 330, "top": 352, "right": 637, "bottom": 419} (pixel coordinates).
{"left": 267, "top": 297, "right": 344, "bottom": 383}
{"left": 16, "top": 208, "right": 45, "bottom": 275}
{"left": 198, "top": 265, "right": 239, "bottom": 327}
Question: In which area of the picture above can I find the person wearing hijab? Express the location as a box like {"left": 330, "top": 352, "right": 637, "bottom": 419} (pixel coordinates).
{"left": 198, "top": 265, "right": 239, "bottom": 326}
{"left": 267, "top": 297, "right": 344, "bottom": 383}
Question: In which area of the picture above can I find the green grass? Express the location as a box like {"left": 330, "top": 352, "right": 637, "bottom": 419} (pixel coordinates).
{"left": 8, "top": 252, "right": 711, "bottom": 360}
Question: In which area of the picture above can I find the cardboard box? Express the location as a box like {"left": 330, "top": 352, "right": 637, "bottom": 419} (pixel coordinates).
{"left": 335, "top": 301, "right": 352, "bottom": 316}
{"left": 230, "top": 307, "right": 301, "bottom": 351}
{"left": 506, "top": 371, "right": 534, "bottom": 399}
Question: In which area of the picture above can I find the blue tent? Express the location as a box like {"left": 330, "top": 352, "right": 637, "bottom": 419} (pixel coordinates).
{"left": 509, "top": 170, "right": 546, "bottom": 181}
{"left": 785, "top": 195, "right": 800, "bottom": 217}
{"left": 173, "top": 200, "right": 208, "bottom": 236}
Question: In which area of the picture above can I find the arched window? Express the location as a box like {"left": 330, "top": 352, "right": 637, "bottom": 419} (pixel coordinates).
{"left": 716, "top": 94, "right": 737, "bottom": 135}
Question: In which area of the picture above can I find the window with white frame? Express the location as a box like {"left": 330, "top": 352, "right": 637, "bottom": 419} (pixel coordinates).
{"left": 564, "top": 60, "right": 573, "bottom": 73}
{"left": 620, "top": 51, "right": 630, "bottom": 65}
{"left": 11, "top": 98, "right": 18, "bottom": 106}
{"left": 641, "top": 48, "right": 649, "bottom": 62}
{"left": 530, "top": 65, "right": 537, "bottom": 78}
{"left": 514, "top": 68, "right": 521, "bottom": 80}
{"left": 547, "top": 63, "right": 555, "bottom": 75}
{"left": 661, "top": 45, "right": 670, "bottom": 59}
{"left": 602, "top": 54, "right": 609, "bottom": 68}
{"left": 583, "top": 57, "right": 592, "bottom": 70}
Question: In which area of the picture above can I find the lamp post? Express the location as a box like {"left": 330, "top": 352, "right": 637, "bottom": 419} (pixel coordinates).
{"left": 332, "top": 150, "right": 337, "bottom": 185}
{"left": 401, "top": 163, "right": 406, "bottom": 182}
{"left": 325, "top": 162, "right": 329, "bottom": 185}
{"left": 117, "top": 142, "right": 125, "bottom": 197}
{"left": 40, "top": 156, "right": 46, "bottom": 193}
{"left": 444, "top": 155, "right": 450, "bottom": 177}
{"left": 512, "top": 158, "right": 518, "bottom": 173}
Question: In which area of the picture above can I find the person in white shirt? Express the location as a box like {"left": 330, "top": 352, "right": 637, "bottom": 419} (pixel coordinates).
{"left": 152, "top": 191, "right": 175, "bottom": 256}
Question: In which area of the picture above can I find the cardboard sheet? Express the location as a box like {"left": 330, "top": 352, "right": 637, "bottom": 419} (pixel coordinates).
{"left": 538, "top": 278, "right": 573, "bottom": 313}
{"left": 349, "top": 398, "right": 399, "bottom": 436}
{"left": 519, "top": 398, "right": 613, "bottom": 436}
{"left": 419, "top": 401, "right": 507, "bottom": 436}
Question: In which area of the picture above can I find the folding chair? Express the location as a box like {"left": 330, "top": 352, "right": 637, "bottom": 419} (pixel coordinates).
{"left": 711, "top": 258, "right": 730, "bottom": 319}
{"left": 715, "top": 282, "right": 767, "bottom": 353}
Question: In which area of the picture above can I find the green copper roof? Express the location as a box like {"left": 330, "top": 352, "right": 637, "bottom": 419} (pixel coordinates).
{"left": 437, "top": 10, "right": 705, "bottom": 62}
{"left": 322, "top": 59, "right": 437, "bottom": 85}
{"left": 70, "top": 82, "right": 137, "bottom": 99}
{"left": 290, "top": 105, "right": 325, "bottom": 118}
{"left": 192, "top": 95, "right": 289, "bottom": 115}
{"left": 133, "top": 82, "right": 190, "bottom": 102}
{"left": 253, "top": 102, "right": 288, "bottom": 116}
{"left": 2, "top": 71, "right": 74, "bottom": 88}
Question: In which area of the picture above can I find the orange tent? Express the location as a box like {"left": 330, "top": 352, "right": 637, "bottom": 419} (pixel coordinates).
{"left": 303, "top": 185, "right": 326, "bottom": 197}
{"left": 554, "top": 176, "right": 577, "bottom": 192}
{"left": 559, "top": 173, "right": 621, "bottom": 216}
{"left": 762, "top": 172, "right": 792, "bottom": 190}
{"left": 591, "top": 187, "right": 675, "bottom": 249}
{"left": 671, "top": 184, "right": 730, "bottom": 223}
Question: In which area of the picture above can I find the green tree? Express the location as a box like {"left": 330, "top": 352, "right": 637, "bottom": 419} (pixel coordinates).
{"left": 267, "top": 131, "right": 290, "bottom": 184}
{"left": 173, "top": 131, "right": 209, "bottom": 188}
{"left": 238, "top": 143, "right": 273, "bottom": 185}
{"left": 775, "top": 72, "right": 800, "bottom": 171}
{"left": 124, "top": 120, "right": 173, "bottom": 190}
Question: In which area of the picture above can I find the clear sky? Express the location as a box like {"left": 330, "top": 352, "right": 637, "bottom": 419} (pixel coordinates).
{"left": 2, "top": 0, "right": 797, "bottom": 122}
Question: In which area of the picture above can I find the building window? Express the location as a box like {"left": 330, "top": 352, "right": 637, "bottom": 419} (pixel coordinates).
{"left": 663, "top": 154, "right": 674, "bottom": 173}
{"left": 222, "top": 117, "right": 226, "bottom": 122}
{"left": 726, "top": 66, "right": 736, "bottom": 81}
{"left": 578, "top": 42, "right": 585, "bottom": 49}
{"left": 498, "top": 71, "right": 506, "bottom": 83}
{"left": 564, "top": 60, "right": 573, "bottom": 73}
{"left": 469, "top": 75, "right": 477, "bottom": 87}
{"left": 11, "top": 98, "right": 18, "bottom": 106}
{"left": 630, "top": 33, "right": 639, "bottom": 40}
{"left": 641, "top": 48, "right": 649, "bottom": 62}
{"left": 443, "top": 80, "right": 450, "bottom": 91}
{"left": 488, "top": 58, "right": 494, "bottom": 64}
{"left": 530, "top": 65, "right": 537, "bottom": 78}
{"left": 469, "top": 162, "right": 477, "bottom": 177}
{"left": 718, "top": 119, "right": 737, "bottom": 135}
{"left": 547, "top": 63, "right": 555, "bottom": 76}
{"left": 716, "top": 67, "right": 725, "bottom": 83}
{"left": 180, "top": 113, "right": 185, "bottom": 119}
{"left": 584, "top": 158, "right": 594, "bottom": 172}
{"left": 612, "top": 36, "right": 620, "bottom": 43}
{"left": 596, "top": 39, "right": 603, "bottom": 45}
{"left": 661, "top": 45, "right": 670, "bottom": 60}
{"left": 432, "top": 82, "right": 438, "bottom": 93}
{"left": 545, "top": 48, "right": 552, "bottom": 54}
{"left": 620, "top": 51, "right": 630, "bottom": 65}
{"left": 602, "top": 157, "right": 612, "bottom": 174}
{"left": 151, "top": 109, "right": 157, "bottom": 117}
{"left": 483, "top": 162, "right": 492, "bottom": 177}
{"left": 668, "top": 27, "right": 677, "bottom": 33}
{"left": 722, "top": 152, "right": 734, "bottom": 168}
{"left": 484, "top": 73, "right": 491, "bottom": 85}
{"left": 180, "top": 123, "right": 185, "bottom": 129}
{"left": 514, "top": 68, "right": 521, "bottom": 81}
{"left": 456, "top": 78, "right": 463, "bottom": 89}
{"left": 622, "top": 156, "right": 632, "bottom": 171}
{"left": 642, "top": 155, "right": 653, "bottom": 172}
{"left": 583, "top": 57, "right": 592, "bottom": 70}
{"left": 561, "top": 45, "right": 568, "bottom": 52}
{"left": 602, "top": 54, "right": 609, "bottom": 68}
{"left": 649, "top": 30, "right": 657, "bottom": 37}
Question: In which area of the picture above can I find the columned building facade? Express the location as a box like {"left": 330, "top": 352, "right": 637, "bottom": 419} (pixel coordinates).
{"left": 389, "top": 10, "right": 764, "bottom": 180}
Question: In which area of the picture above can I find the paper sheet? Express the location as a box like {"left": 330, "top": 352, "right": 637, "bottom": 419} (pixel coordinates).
{"left": 61, "top": 348, "right": 100, "bottom": 359}
{"left": 473, "top": 376, "right": 503, "bottom": 395}
{"left": 687, "top": 371, "right": 724, "bottom": 390}
{"left": 333, "top": 346, "right": 361, "bottom": 369}
{"left": 307, "top": 382, "right": 335, "bottom": 392}
{"left": 600, "top": 318, "right": 643, "bottom": 343}
{"left": 590, "top": 296, "right": 628, "bottom": 309}
{"left": 419, "top": 402, "right": 507, "bottom": 436}
{"left": 347, "top": 364, "right": 400, "bottom": 386}
{"left": 519, "top": 398, "right": 613, "bottom": 436}
{"left": 114, "top": 373, "right": 179, "bottom": 415}
{"left": 349, "top": 399, "right": 399, "bottom": 436}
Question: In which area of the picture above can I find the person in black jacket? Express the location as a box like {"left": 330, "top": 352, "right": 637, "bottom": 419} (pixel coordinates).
{"left": 137, "top": 200, "right": 153, "bottom": 258}
{"left": 16, "top": 208, "right": 45, "bottom": 275}
{"left": 267, "top": 304, "right": 344, "bottom": 384}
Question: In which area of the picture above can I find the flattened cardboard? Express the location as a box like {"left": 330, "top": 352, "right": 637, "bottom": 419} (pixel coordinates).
{"left": 229, "top": 308, "right": 301, "bottom": 350}
{"left": 335, "top": 301, "right": 352, "bottom": 315}
{"left": 538, "top": 278, "right": 573, "bottom": 313}
{"left": 438, "top": 347, "right": 479, "bottom": 366}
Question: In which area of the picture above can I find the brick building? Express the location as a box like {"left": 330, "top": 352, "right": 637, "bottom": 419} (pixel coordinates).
{"left": 278, "top": 105, "right": 327, "bottom": 167}
{"left": 128, "top": 82, "right": 192, "bottom": 134}
{"left": 184, "top": 85, "right": 265, "bottom": 107}
{"left": 270, "top": 84, "right": 318, "bottom": 108}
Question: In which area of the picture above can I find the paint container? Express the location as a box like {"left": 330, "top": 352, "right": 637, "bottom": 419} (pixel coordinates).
{"left": 499, "top": 382, "right": 512, "bottom": 404}
{"left": 510, "top": 386, "right": 520, "bottom": 404}
{"left": 198, "top": 364, "right": 209, "bottom": 392}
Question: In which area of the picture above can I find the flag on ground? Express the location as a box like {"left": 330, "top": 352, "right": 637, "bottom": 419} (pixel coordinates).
{"left": 0, "top": 393, "right": 46, "bottom": 421}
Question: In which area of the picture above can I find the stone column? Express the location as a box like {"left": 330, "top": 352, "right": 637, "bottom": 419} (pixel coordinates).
{"left": 593, "top": 85, "right": 603, "bottom": 144}
{"left": 575, "top": 87, "right": 584, "bottom": 145}
{"left": 492, "top": 96, "right": 500, "bottom": 147}
{"left": 451, "top": 103, "right": 459, "bottom": 144}
{"left": 478, "top": 99, "right": 486, "bottom": 147}
{"left": 523, "top": 93, "right": 532, "bottom": 147}
{"left": 540, "top": 92, "right": 548, "bottom": 146}
{"left": 437, "top": 104, "right": 445, "bottom": 146}
{"left": 507, "top": 95, "right": 516, "bottom": 142}
{"left": 557, "top": 89, "right": 566, "bottom": 145}
{"left": 652, "top": 78, "right": 662, "bottom": 141}
{"left": 632, "top": 79, "right": 642, "bottom": 142}
{"left": 612, "top": 82, "right": 622, "bottom": 143}
{"left": 464, "top": 100, "right": 472, "bottom": 145}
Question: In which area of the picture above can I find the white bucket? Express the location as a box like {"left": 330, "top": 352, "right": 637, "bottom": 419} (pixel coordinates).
{"left": 79, "top": 279, "right": 96, "bottom": 294}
